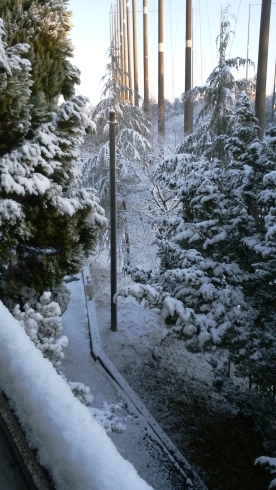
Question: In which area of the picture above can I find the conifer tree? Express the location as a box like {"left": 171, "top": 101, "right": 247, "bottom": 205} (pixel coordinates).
{"left": 82, "top": 40, "right": 150, "bottom": 199}
{"left": 117, "top": 11, "right": 276, "bottom": 396}
{"left": 0, "top": 0, "right": 80, "bottom": 149}
{"left": 179, "top": 7, "right": 254, "bottom": 165}
{"left": 0, "top": 17, "right": 105, "bottom": 305}
{"left": 0, "top": 19, "right": 32, "bottom": 155}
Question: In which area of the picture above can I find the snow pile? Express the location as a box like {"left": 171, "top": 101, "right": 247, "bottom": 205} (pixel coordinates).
{"left": 0, "top": 301, "right": 153, "bottom": 490}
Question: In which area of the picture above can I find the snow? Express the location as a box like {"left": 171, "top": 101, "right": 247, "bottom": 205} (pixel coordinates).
{"left": 0, "top": 301, "right": 153, "bottom": 490}
{"left": 255, "top": 457, "right": 276, "bottom": 489}
{"left": 90, "top": 259, "right": 214, "bottom": 388}
{"left": 61, "top": 273, "right": 193, "bottom": 489}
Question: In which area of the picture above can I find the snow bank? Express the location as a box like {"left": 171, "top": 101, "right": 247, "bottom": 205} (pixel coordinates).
{"left": 0, "top": 302, "right": 153, "bottom": 490}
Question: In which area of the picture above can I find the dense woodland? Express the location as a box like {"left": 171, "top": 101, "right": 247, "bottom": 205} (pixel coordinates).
{"left": 0, "top": 1, "right": 276, "bottom": 489}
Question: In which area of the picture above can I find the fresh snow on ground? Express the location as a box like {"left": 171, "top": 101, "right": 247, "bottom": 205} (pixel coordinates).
{"left": 0, "top": 301, "right": 153, "bottom": 490}
{"left": 89, "top": 259, "right": 213, "bottom": 388}
{"left": 61, "top": 274, "right": 191, "bottom": 490}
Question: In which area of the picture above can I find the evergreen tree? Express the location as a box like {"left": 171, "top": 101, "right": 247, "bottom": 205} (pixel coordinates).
{"left": 179, "top": 7, "right": 254, "bottom": 165}
{"left": 117, "top": 9, "right": 276, "bottom": 395}
{"left": 82, "top": 40, "right": 150, "bottom": 201}
{"left": 0, "top": 18, "right": 105, "bottom": 305}
{"left": 0, "top": 0, "right": 79, "bottom": 100}
{"left": 82, "top": 40, "right": 151, "bottom": 266}
{"left": 0, "top": 19, "right": 32, "bottom": 155}
{"left": 0, "top": 0, "right": 80, "bottom": 148}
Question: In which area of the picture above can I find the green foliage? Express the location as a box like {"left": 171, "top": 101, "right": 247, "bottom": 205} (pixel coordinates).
{"left": 0, "top": 13, "right": 105, "bottom": 305}
{"left": 0, "top": 0, "right": 79, "bottom": 102}
{"left": 0, "top": 21, "right": 32, "bottom": 155}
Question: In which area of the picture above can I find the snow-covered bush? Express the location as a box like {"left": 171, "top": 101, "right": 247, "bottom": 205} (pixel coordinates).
{"left": 255, "top": 457, "right": 276, "bottom": 489}
{"left": 13, "top": 292, "right": 95, "bottom": 406}
{"left": 13, "top": 291, "right": 68, "bottom": 369}
{"left": 90, "top": 402, "right": 127, "bottom": 433}
{"left": 67, "top": 381, "right": 93, "bottom": 406}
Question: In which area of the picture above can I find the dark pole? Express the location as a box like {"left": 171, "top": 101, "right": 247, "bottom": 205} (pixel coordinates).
{"left": 158, "top": 0, "right": 165, "bottom": 136}
{"left": 185, "top": 0, "right": 193, "bottom": 135}
{"left": 272, "top": 58, "right": 276, "bottom": 122}
{"left": 126, "top": 0, "right": 133, "bottom": 105}
{"left": 143, "top": 0, "right": 150, "bottom": 115}
{"left": 132, "top": 0, "right": 139, "bottom": 106}
{"left": 109, "top": 110, "right": 117, "bottom": 332}
{"left": 255, "top": 0, "right": 271, "bottom": 140}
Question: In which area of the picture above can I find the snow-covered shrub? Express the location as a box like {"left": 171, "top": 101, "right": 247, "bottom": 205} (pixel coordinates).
{"left": 13, "top": 292, "right": 68, "bottom": 369}
{"left": 90, "top": 402, "right": 127, "bottom": 433}
{"left": 255, "top": 457, "right": 276, "bottom": 489}
{"left": 67, "top": 381, "right": 93, "bottom": 406}
{"left": 51, "top": 284, "right": 71, "bottom": 314}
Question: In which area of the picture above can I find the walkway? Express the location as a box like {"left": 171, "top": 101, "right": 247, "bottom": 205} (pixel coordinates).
{"left": 61, "top": 272, "right": 207, "bottom": 490}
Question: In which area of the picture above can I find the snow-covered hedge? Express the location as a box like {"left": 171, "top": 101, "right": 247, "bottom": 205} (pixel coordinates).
{"left": 0, "top": 302, "right": 152, "bottom": 490}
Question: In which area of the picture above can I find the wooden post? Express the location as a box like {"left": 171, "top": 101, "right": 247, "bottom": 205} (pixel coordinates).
{"left": 185, "top": 0, "right": 193, "bottom": 135}
{"left": 132, "top": 0, "right": 139, "bottom": 106}
{"left": 143, "top": 0, "right": 149, "bottom": 115}
{"left": 126, "top": 0, "right": 133, "bottom": 105}
{"left": 255, "top": 0, "right": 272, "bottom": 140}
{"left": 158, "top": 0, "right": 165, "bottom": 135}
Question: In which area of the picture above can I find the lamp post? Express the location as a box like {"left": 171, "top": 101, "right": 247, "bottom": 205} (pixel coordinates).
{"left": 109, "top": 110, "right": 117, "bottom": 332}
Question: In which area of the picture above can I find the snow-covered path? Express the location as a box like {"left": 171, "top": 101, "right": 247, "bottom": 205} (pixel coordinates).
{"left": 61, "top": 274, "right": 203, "bottom": 490}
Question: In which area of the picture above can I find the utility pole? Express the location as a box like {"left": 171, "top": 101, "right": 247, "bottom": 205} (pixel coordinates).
{"left": 109, "top": 6, "right": 113, "bottom": 45}
{"left": 126, "top": 0, "right": 133, "bottom": 105}
{"left": 123, "top": 0, "right": 129, "bottom": 101}
{"left": 143, "top": 0, "right": 150, "bottom": 115}
{"left": 109, "top": 110, "right": 117, "bottom": 332}
{"left": 246, "top": 4, "right": 251, "bottom": 78}
{"left": 119, "top": 0, "right": 125, "bottom": 101}
{"left": 185, "top": 0, "right": 193, "bottom": 135}
{"left": 158, "top": 0, "right": 165, "bottom": 135}
{"left": 132, "top": 0, "right": 139, "bottom": 106}
{"left": 255, "top": 0, "right": 271, "bottom": 140}
{"left": 117, "top": 1, "right": 121, "bottom": 73}
{"left": 272, "top": 58, "right": 276, "bottom": 122}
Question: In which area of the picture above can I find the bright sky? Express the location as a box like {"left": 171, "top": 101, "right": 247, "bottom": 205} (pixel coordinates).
{"left": 68, "top": 0, "right": 276, "bottom": 106}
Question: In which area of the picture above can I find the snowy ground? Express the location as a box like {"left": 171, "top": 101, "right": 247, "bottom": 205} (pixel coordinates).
{"left": 89, "top": 258, "right": 214, "bottom": 393}
{"left": 61, "top": 273, "right": 200, "bottom": 490}
{"left": 86, "top": 255, "right": 274, "bottom": 490}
